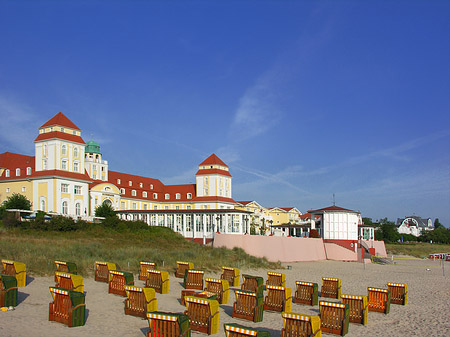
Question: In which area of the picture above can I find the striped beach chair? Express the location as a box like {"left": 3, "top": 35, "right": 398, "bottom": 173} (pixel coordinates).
{"left": 264, "top": 285, "right": 292, "bottom": 312}
{"left": 319, "top": 301, "right": 349, "bottom": 336}
{"left": 224, "top": 323, "right": 271, "bottom": 337}
{"left": 294, "top": 281, "right": 319, "bottom": 306}
{"left": 49, "top": 287, "right": 86, "bottom": 327}
{"left": 108, "top": 270, "right": 134, "bottom": 297}
{"left": 266, "top": 271, "right": 286, "bottom": 287}
{"left": 124, "top": 285, "right": 157, "bottom": 318}
{"left": 0, "top": 274, "right": 18, "bottom": 307}
{"left": 387, "top": 283, "right": 408, "bottom": 305}
{"left": 221, "top": 267, "right": 240, "bottom": 287}
{"left": 368, "top": 287, "right": 390, "bottom": 314}
{"left": 205, "top": 277, "right": 229, "bottom": 304}
{"left": 340, "top": 294, "right": 368, "bottom": 325}
{"left": 94, "top": 261, "right": 116, "bottom": 283}
{"left": 139, "top": 262, "right": 156, "bottom": 281}
{"left": 146, "top": 269, "right": 170, "bottom": 294}
{"left": 232, "top": 290, "right": 264, "bottom": 323}
{"left": 281, "top": 312, "right": 321, "bottom": 337}
{"left": 321, "top": 277, "right": 341, "bottom": 299}
{"left": 146, "top": 311, "right": 191, "bottom": 337}
{"left": 176, "top": 261, "right": 194, "bottom": 278}
{"left": 183, "top": 270, "right": 204, "bottom": 290}
{"left": 1, "top": 259, "right": 26, "bottom": 287}
{"left": 184, "top": 296, "right": 220, "bottom": 335}
{"left": 55, "top": 272, "right": 84, "bottom": 293}
{"left": 241, "top": 275, "right": 264, "bottom": 296}
{"left": 54, "top": 260, "right": 77, "bottom": 281}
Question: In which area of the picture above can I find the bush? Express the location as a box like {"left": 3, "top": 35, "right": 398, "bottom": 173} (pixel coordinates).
{"left": 309, "top": 229, "right": 320, "bottom": 238}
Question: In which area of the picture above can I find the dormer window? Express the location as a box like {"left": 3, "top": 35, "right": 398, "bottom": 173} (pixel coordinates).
{"left": 26, "top": 167, "right": 31, "bottom": 175}
{"left": 187, "top": 193, "right": 192, "bottom": 199}
{"left": 5, "top": 169, "right": 10, "bottom": 177}
{"left": 132, "top": 190, "right": 136, "bottom": 196}
{"left": 129, "top": 181, "right": 132, "bottom": 186}
{"left": 120, "top": 188, "right": 125, "bottom": 194}
{"left": 150, "top": 184, "right": 153, "bottom": 189}
{"left": 165, "top": 194, "right": 170, "bottom": 200}
{"left": 176, "top": 193, "right": 181, "bottom": 200}
{"left": 143, "top": 191, "right": 147, "bottom": 198}
{"left": 16, "top": 168, "right": 20, "bottom": 176}
{"left": 140, "top": 183, "right": 143, "bottom": 188}
{"left": 117, "top": 179, "right": 121, "bottom": 184}
{"left": 153, "top": 193, "right": 157, "bottom": 199}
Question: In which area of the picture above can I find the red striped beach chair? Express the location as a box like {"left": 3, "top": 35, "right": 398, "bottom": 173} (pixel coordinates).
{"left": 281, "top": 312, "right": 321, "bottom": 337}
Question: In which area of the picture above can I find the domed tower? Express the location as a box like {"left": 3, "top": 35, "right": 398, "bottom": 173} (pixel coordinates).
{"left": 85, "top": 140, "right": 108, "bottom": 181}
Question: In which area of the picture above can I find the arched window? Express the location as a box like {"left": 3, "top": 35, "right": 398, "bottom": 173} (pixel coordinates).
{"left": 75, "top": 203, "right": 81, "bottom": 216}
{"left": 74, "top": 147, "right": 78, "bottom": 158}
{"left": 103, "top": 199, "right": 113, "bottom": 209}
{"left": 62, "top": 201, "right": 68, "bottom": 215}
{"left": 41, "top": 199, "right": 45, "bottom": 211}
{"left": 62, "top": 145, "right": 67, "bottom": 155}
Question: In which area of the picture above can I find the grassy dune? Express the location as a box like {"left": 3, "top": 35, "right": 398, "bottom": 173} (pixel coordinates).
{"left": 386, "top": 242, "right": 450, "bottom": 258}
{"left": 0, "top": 226, "right": 281, "bottom": 276}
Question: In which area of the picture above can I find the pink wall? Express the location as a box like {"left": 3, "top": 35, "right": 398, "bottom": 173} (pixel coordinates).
{"left": 361, "top": 240, "right": 387, "bottom": 257}
{"left": 213, "top": 234, "right": 326, "bottom": 262}
{"left": 324, "top": 243, "right": 358, "bottom": 261}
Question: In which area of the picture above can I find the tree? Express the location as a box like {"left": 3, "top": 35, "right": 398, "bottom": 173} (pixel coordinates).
{"left": 95, "top": 202, "right": 116, "bottom": 218}
{"left": 0, "top": 193, "right": 32, "bottom": 219}
{"left": 434, "top": 218, "right": 443, "bottom": 229}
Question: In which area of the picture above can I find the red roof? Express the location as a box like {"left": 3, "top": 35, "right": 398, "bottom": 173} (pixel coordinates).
{"left": 199, "top": 154, "right": 228, "bottom": 168}
{"left": 40, "top": 112, "right": 81, "bottom": 131}
{"left": 192, "top": 196, "right": 236, "bottom": 204}
{"left": 34, "top": 131, "right": 86, "bottom": 145}
{"left": 31, "top": 169, "right": 92, "bottom": 182}
{"left": 195, "top": 168, "right": 232, "bottom": 177}
{"left": 0, "top": 152, "right": 35, "bottom": 179}
{"left": 308, "top": 205, "right": 358, "bottom": 213}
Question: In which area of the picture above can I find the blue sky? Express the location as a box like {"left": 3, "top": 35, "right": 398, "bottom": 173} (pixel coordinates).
{"left": 0, "top": 1, "right": 449, "bottom": 226}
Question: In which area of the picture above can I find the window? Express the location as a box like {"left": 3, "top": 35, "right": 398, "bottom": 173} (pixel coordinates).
{"left": 16, "top": 168, "right": 20, "bottom": 176}
{"left": 6, "top": 188, "right": 10, "bottom": 193}
{"left": 204, "top": 188, "right": 208, "bottom": 196}
{"left": 73, "top": 162, "right": 79, "bottom": 172}
{"left": 165, "top": 194, "right": 170, "bottom": 200}
{"left": 93, "top": 165, "right": 97, "bottom": 171}
{"left": 62, "top": 201, "right": 68, "bottom": 215}
{"left": 60, "top": 127, "right": 64, "bottom": 133}
{"left": 74, "top": 185, "right": 82, "bottom": 195}
{"left": 117, "top": 179, "right": 121, "bottom": 184}
{"left": 5, "top": 169, "right": 10, "bottom": 177}
{"left": 121, "top": 201, "right": 125, "bottom": 209}
{"left": 187, "top": 193, "right": 192, "bottom": 199}
{"left": 176, "top": 193, "right": 181, "bottom": 200}
{"left": 61, "top": 183, "right": 69, "bottom": 193}
{"left": 120, "top": 188, "right": 125, "bottom": 194}
{"left": 21, "top": 186, "right": 26, "bottom": 192}
{"left": 75, "top": 203, "right": 81, "bottom": 216}
{"left": 44, "top": 145, "right": 47, "bottom": 156}
{"left": 143, "top": 204, "right": 148, "bottom": 210}
{"left": 132, "top": 190, "right": 136, "bottom": 196}
{"left": 61, "top": 160, "right": 67, "bottom": 170}
{"left": 132, "top": 203, "right": 137, "bottom": 210}
{"left": 41, "top": 200, "right": 45, "bottom": 211}
{"left": 27, "top": 167, "right": 32, "bottom": 175}
{"left": 74, "top": 147, "right": 78, "bottom": 157}
{"left": 140, "top": 183, "right": 143, "bottom": 188}
{"left": 154, "top": 205, "right": 158, "bottom": 210}
{"left": 62, "top": 145, "right": 67, "bottom": 155}
{"left": 143, "top": 191, "right": 147, "bottom": 198}
{"left": 186, "top": 205, "right": 191, "bottom": 210}
{"left": 150, "top": 184, "right": 153, "bottom": 189}
{"left": 164, "top": 206, "right": 169, "bottom": 210}
{"left": 153, "top": 193, "right": 157, "bottom": 199}
{"left": 43, "top": 159, "right": 47, "bottom": 170}
{"left": 175, "top": 205, "right": 180, "bottom": 210}
{"left": 129, "top": 181, "right": 132, "bottom": 186}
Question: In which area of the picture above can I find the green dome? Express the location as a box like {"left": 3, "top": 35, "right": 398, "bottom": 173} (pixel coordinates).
{"left": 85, "top": 140, "right": 101, "bottom": 154}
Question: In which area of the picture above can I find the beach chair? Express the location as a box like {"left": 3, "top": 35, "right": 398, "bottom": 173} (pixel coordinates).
{"left": 281, "top": 312, "right": 321, "bottom": 337}
{"left": 183, "top": 270, "right": 204, "bottom": 290}
{"left": 266, "top": 271, "right": 286, "bottom": 287}
{"left": 180, "top": 290, "right": 217, "bottom": 306}
{"left": 139, "top": 262, "right": 156, "bottom": 281}
{"left": 94, "top": 261, "right": 116, "bottom": 283}
{"left": 221, "top": 267, "right": 240, "bottom": 287}
{"left": 55, "top": 272, "right": 84, "bottom": 293}
{"left": 0, "top": 274, "right": 18, "bottom": 307}
{"left": 146, "top": 269, "right": 170, "bottom": 294}
{"left": 49, "top": 287, "right": 86, "bottom": 327}
{"left": 176, "top": 261, "right": 194, "bottom": 278}
{"left": 367, "top": 287, "right": 390, "bottom": 314}
{"left": 232, "top": 290, "right": 264, "bottom": 323}
{"left": 1, "top": 259, "right": 26, "bottom": 287}
{"left": 321, "top": 277, "right": 341, "bottom": 299}
{"left": 205, "top": 277, "right": 229, "bottom": 304}
{"left": 124, "top": 285, "right": 157, "bottom": 318}
{"left": 264, "top": 285, "right": 292, "bottom": 312}
{"left": 146, "top": 312, "right": 191, "bottom": 337}
{"left": 108, "top": 270, "right": 134, "bottom": 297}
{"left": 294, "top": 281, "right": 319, "bottom": 306}
{"left": 319, "top": 301, "right": 349, "bottom": 336}
{"left": 224, "top": 323, "right": 271, "bottom": 337}
{"left": 387, "top": 283, "right": 408, "bottom": 305}
{"left": 184, "top": 296, "right": 220, "bottom": 335}
{"left": 340, "top": 294, "right": 368, "bottom": 325}
{"left": 54, "top": 260, "right": 77, "bottom": 281}
{"left": 241, "top": 274, "right": 264, "bottom": 296}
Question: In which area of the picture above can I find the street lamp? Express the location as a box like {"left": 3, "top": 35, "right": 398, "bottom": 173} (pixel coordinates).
{"left": 269, "top": 220, "right": 273, "bottom": 235}
{"left": 244, "top": 215, "right": 249, "bottom": 234}
{"left": 216, "top": 215, "right": 221, "bottom": 233}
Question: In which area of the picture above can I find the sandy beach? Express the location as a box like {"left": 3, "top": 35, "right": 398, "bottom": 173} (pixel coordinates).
{"left": 1, "top": 258, "right": 449, "bottom": 337}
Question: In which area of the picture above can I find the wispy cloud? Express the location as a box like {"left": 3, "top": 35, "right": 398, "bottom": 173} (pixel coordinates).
{"left": 0, "top": 96, "right": 39, "bottom": 154}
